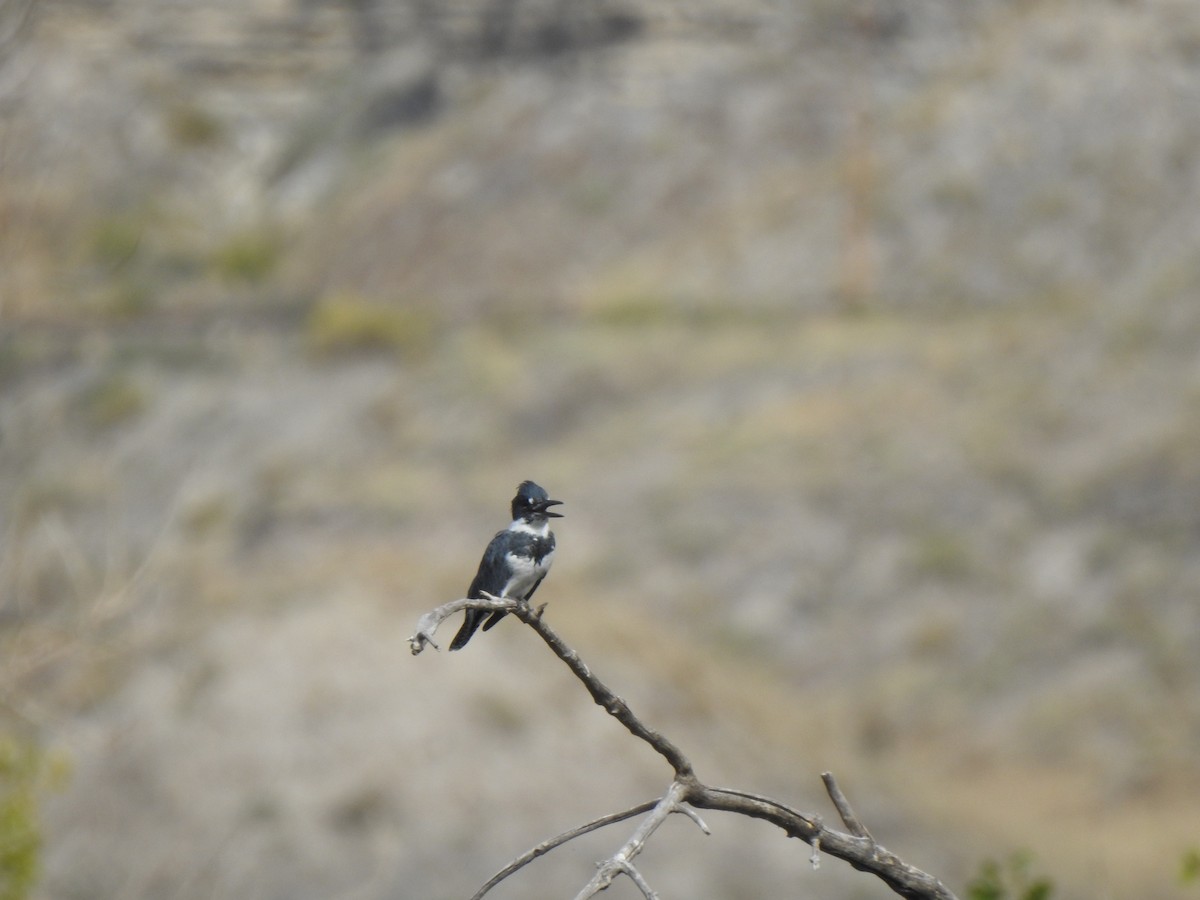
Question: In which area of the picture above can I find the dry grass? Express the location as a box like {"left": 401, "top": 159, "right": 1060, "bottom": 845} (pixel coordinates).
{"left": 4, "top": 1, "right": 1200, "bottom": 898}
{"left": 5, "top": 291, "right": 1199, "bottom": 898}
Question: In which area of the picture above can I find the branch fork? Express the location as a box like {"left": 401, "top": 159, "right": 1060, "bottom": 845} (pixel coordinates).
{"left": 414, "top": 597, "right": 958, "bottom": 900}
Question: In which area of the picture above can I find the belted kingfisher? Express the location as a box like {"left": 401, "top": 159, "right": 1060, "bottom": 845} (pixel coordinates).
{"left": 449, "top": 480, "right": 563, "bottom": 650}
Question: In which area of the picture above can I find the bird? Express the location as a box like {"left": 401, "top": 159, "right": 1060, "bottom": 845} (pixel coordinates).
{"left": 449, "top": 480, "right": 563, "bottom": 650}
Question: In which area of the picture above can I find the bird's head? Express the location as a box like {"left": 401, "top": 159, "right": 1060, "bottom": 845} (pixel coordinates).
{"left": 512, "top": 480, "right": 563, "bottom": 522}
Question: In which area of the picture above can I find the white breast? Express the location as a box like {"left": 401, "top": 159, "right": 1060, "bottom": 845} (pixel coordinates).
{"left": 502, "top": 547, "right": 554, "bottom": 598}
{"left": 509, "top": 519, "right": 551, "bottom": 537}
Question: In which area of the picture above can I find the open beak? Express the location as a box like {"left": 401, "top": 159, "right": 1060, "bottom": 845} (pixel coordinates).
{"left": 538, "top": 499, "right": 564, "bottom": 517}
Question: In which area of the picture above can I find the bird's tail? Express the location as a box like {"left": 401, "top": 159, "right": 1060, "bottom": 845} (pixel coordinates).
{"left": 479, "top": 609, "right": 508, "bottom": 632}
{"left": 449, "top": 609, "right": 485, "bottom": 650}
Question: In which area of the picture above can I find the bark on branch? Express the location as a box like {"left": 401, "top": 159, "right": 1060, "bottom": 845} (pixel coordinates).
{"left": 411, "top": 596, "right": 958, "bottom": 900}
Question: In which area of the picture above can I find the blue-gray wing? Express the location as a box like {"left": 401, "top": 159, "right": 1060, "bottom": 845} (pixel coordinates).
{"left": 450, "top": 530, "right": 509, "bottom": 650}
{"left": 480, "top": 531, "right": 554, "bottom": 632}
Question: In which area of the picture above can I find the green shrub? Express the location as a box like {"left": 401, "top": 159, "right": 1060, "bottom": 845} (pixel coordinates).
{"left": 99, "top": 278, "right": 154, "bottom": 319}
{"left": 305, "top": 293, "right": 436, "bottom": 357}
{"left": 211, "top": 230, "right": 281, "bottom": 284}
{"left": 166, "top": 103, "right": 224, "bottom": 148}
{"left": 0, "top": 738, "right": 52, "bottom": 900}
{"left": 89, "top": 217, "right": 144, "bottom": 269}
{"left": 78, "top": 372, "right": 148, "bottom": 429}
{"left": 1182, "top": 847, "right": 1200, "bottom": 887}
{"left": 967, "top": 851, "right": 1054, "bottom": 900}
{"left": 910, "top": 528, "right": 974, "bottom": 581}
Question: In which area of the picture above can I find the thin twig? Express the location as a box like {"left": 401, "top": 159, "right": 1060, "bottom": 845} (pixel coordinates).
{"left": 407, "top": 594, "right": 518, "bottom": 654}
{"left": 822, "top": 771, "right": 873, "bottom": 840}
{"left": 574, "top": 780, "right": 690, "bottom": 900}
{"left": 675, "top": 803, "right": 710, "bottom": 834}
{"left": 612, "top": 860, "right": 657, "bottom": 899}
{"left": 470, "top": 798, "right": 660, "bottom": 900}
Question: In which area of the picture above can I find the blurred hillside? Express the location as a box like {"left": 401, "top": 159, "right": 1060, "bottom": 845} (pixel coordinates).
{"left": 2, "top": 1, "right": 1200, "bottom": 898}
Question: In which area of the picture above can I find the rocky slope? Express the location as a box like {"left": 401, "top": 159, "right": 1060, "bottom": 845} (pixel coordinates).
{"left": 3, "top": 1, "right": 1200, "bottom": 898}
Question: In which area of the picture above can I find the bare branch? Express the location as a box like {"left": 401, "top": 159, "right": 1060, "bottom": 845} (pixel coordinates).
{"left": 612, "top": 860, "right": 657, "bottom": 899}
{"left": 675, "top": 803, "right": 710, "bottom": 835}
{"left": 471, "top": 798, "right": 661, "bottom": 900}
{"left": 822, "top": 771, "right": 873, "bottom": 840}
{"left": 688, "top": 785, "right": 955, "bottom": 900}
{"left": 507, "top": 603, "right": 694, "bottom": 778}
{"left": 407, "top": 594, "right": 518, "bottom": 654}
{"left": 574, "top": 780, "right": 690, "bottom": 900}
{"left": 684, "top": 783, "right": 821, "bottom": 846}
{"left": 414, "top": 600, "right": 960, "bottom": 900}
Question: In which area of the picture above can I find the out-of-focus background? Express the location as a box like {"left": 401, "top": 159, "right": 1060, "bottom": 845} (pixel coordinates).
{"left": 2, "top": 0, "right": 1199, "bottom": 897}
